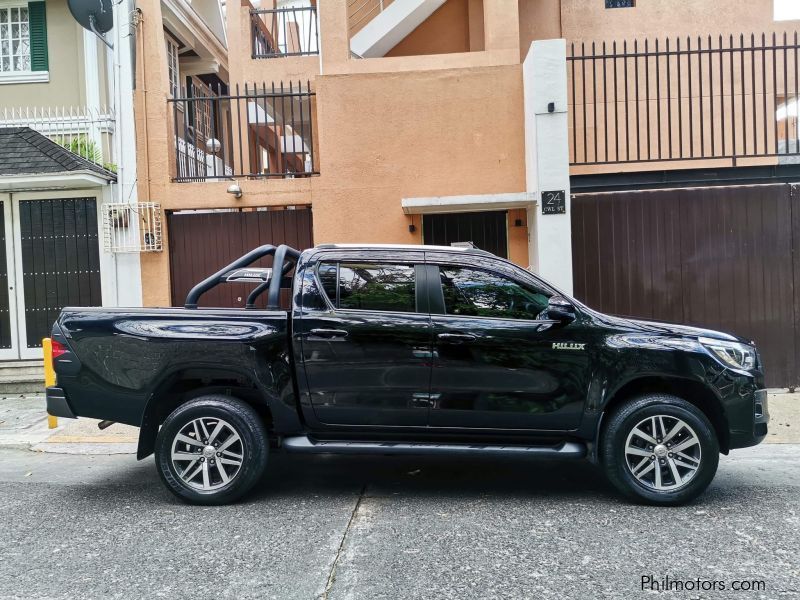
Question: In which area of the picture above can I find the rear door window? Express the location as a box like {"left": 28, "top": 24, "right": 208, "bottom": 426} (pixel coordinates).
{"left": 318, "top": 262, "right": 417, "bottom": 313}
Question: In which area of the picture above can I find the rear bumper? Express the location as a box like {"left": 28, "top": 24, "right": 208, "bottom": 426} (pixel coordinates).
{"left": 46, "top": 386, "right": 76, "bottom": 419}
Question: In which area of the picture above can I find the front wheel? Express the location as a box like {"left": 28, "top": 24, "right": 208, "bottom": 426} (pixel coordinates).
{"left": 601, "top": 394, "right": 719, "bottom": 505}
{"left": 155, "top": 395, "right": 268, "bottom": 505}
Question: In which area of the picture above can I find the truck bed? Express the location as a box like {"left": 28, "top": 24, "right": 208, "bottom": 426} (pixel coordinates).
{"left": 53, "top": 307, "right": 290, "bottom": 426}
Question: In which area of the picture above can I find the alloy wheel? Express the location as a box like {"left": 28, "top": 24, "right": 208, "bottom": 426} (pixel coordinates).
{"left": 624, "top": 414, "right": 702, "bottom": 491}
{"left": 170, "top": 417, "right": 245, "bottom": 491}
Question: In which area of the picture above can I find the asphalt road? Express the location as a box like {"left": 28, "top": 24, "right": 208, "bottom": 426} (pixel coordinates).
{"left": 0, "top": 445, "right": 798, "bottom": 600}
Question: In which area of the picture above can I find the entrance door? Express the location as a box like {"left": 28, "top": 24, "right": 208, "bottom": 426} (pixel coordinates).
{"left": 0, "top": 196, "right": 18, "bottom": 359}
{"left": 2, "top": 196, "right": 102, "bottom": 359}
{"left": 423, "top": 211, "right": 508, "bottom": 258}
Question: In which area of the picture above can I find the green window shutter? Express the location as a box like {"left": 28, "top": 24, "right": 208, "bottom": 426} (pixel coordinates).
{"left": 28, "top": 1, "right": 48, "bottom": 72}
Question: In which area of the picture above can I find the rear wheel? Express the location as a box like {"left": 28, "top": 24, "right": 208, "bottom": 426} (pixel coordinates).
{"left": 601, "top": 394, "right": 719, "bottom": 505}
{"left": 155, "top": 395, "right": 268, "bottom": 505}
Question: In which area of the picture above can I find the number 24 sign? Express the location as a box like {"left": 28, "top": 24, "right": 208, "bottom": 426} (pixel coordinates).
{"left": 541, "top": 190, "right": 566, "bottom": 215}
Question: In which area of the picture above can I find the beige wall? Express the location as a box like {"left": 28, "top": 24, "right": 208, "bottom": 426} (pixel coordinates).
{"left": 516, "top": 0, "right": 800, "bottom": 174}
{"left": 385, "top": 0, "right": 472, "bottom": 57}
{"left": 0, "top": 0, "right": 86, "bottom": 108}
{"left": 520, "top": 0, "right": 799, "bottom": 51}
{"left": 136, "top": 0, "right": 528, "bottom": 306}
{"left": 560, "top": 0, "right": 796, "bottom": 44}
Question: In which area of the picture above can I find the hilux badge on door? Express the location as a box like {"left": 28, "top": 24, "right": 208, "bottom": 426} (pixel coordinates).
{"left": 552, "top": 342, "right": 586, "bottom": 350}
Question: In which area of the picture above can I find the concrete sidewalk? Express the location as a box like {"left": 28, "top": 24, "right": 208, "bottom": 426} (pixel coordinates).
{"left": 1, "top": 391, "right": 797, "bottom": 455}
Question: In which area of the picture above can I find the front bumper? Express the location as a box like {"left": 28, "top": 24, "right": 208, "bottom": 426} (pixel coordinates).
{"left": 728, "top": 387, "right": 769, "bottom": 449}
{"left": 46, "top": 386, "right": 76, "bottom": 419}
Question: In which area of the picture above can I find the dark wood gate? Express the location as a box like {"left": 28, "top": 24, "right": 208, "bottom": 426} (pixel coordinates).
{"left": 19, "top": 198, "right": 103, "bottom": 348}
{"left": 572, "top": 184, "right": 798, "bottom": 388}
{"left": 423, "top": 211, "right": 508, "bottom": 258}
{"left": 167, "top": 207, "right": 313, "bottom": 308}
{"left": 0, "top": 200, "right": 10, "bottom": 350}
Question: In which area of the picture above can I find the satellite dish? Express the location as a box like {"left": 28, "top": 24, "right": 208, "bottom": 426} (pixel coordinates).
{"left": 67, "top": 0, "right": 114, "bottom": 48}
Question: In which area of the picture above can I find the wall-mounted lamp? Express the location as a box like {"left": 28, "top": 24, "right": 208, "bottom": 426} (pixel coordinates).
{"left": 547, "top": 102, "right": 555, "bottom": 113}
{"left": 227, "top": 183, "right": 243, "bottom": 199}
{"left": 514, "top": 218, "right": 524, "bottom": 227}
{"left": 409, "top": 224, "right": 416, "bottom": 233}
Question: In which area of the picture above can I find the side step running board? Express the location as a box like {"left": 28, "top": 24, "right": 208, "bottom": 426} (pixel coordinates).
{"left": 282, "top": 436, "right": 587, "bottom": 458}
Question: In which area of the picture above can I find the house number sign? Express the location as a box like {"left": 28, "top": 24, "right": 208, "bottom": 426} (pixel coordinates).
{"left": 541, "top": 190, "right": 566, "bottom": 215}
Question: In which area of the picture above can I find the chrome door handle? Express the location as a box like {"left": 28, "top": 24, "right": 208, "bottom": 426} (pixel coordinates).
{"left": 309, "top": 328, "right": 349, "bottom": 339}
{"left": 437, "top": 333, "right": 476, "bottom": 343}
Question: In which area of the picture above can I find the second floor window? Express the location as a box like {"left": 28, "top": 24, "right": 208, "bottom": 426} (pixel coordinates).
{"left": 0, "top": 2, "right": 47, "bottom": 80}
{"left": 0, "top": 5, "right": 29, "bottom": 72}
{"left": 166, "top": 36, "right": 180, "bottom": 97}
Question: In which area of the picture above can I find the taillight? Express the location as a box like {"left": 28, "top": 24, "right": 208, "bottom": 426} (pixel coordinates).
{"left": 51, "top": 339, "right": 68, "bottom": 359}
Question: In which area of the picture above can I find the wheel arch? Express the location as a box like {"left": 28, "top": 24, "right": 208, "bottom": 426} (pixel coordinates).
{"left": 600, "top": 376, "right": 730, "bottom": 454}
{"left": 136, "top": 367, "right": 287, "bottom": 460}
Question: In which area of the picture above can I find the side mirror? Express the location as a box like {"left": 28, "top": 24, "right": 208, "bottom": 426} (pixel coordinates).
{"left": 546, "top": 295, "right": 576, "bottom": 322}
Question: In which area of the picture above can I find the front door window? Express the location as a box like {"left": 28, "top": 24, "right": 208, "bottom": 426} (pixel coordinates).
{"left": 439, "top": 266, "right": 550, "bottom": 320}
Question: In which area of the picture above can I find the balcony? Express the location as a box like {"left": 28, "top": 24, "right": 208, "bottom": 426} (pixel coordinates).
{"left": 250, "top": 6, "right": 319, "bottom": 59}
{"left": 169, "top": 81, "right": 318, "bottom": 182}
{"left": 567, "top": 32, "right": 800, "bottom": 173}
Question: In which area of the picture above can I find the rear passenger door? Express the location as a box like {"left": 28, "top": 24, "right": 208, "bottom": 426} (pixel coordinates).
{"left": 296, "top": 252, "right": 432, "bottom": 428}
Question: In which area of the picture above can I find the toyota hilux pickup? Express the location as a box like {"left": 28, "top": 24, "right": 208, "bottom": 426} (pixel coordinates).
{"left": 46, "top": 243, "right": 768, "bottom": 505}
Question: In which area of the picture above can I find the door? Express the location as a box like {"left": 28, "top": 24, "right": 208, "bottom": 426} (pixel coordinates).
{"left": 0, "top": 197, "right": 18, "bottom": 359}
{"left": 0, "top": 197, "right": 102, "bottom": 360}
{"left": 167, "top": 207, "right": 313, "bottom": 308}
{"left": 13, "top": 198, "right": 103, "bottom": 359}
{"left": 426, "top": 257, "right": 590, "bottom": 431}
{"left": 571, "top": 184, "right": 796, "bottom": 388}
{"left": 296, "top": 257, "right": 432, "bottom": 427}
{"left": 423, "top": 211, "right": 508, "bottom": 258}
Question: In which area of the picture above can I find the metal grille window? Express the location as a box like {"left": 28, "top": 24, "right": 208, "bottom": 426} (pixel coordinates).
{"left": 0, "top": 5, "right": 30, "bottom": 72}
{"left": 568, "top": 33, "right": 800, "bottom": 166}
{"left": 168, "top": 80, "right": 318, "bottom": 181}
{"left": 251, "top": 6, "right": 319, "bottom": 58}
{"left": 166, "top": 36, "right": 179, "bottom": 98}
{"left": 102, "top": 202, "right": 163, "bottom": 253}
{"left": 605, "top": 0, "right": 635, "bottom": 7}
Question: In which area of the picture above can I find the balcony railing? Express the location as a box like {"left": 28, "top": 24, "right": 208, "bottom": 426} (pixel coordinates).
{"left": 168, "top": 81, "right": 318, "bottom": 182}
{"left": 568, "top": 32, "right": 800, "bottom": 167}
{"left": 251, "top": 6, "right": 319, "bottom": 58}
{"left": 0, "top": 105, "right": 116, "bottom": 170}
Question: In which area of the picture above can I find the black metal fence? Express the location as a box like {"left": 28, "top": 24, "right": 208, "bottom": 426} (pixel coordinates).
{"left": 168, "top": 81, "right": 318, "bottom": 182}
{"left": 568, "top": 32, "right": 800, "bottom": 165}
{"left": 251, "top": 7, "right": 319, "bottom": 58}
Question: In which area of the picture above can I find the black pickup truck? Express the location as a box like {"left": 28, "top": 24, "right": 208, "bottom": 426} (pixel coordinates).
{"left": 46, "top": 243, "right": 768, "bottom": 505}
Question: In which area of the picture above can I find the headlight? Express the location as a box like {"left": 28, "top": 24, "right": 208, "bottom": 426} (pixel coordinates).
{"left": 699, "top": 337, "right": 757, "bottom": 371}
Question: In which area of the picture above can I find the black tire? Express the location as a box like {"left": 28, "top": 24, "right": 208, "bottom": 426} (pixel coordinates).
{"left": 600, "top": 394, "right": 719, "bottom": 506}
{"left": 155, "top": 395, "right": 268, "bottom": 505}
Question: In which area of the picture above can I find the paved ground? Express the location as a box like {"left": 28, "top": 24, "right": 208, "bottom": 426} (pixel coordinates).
{"left": 0, "top": 444, "right": 797, "bottom": 600}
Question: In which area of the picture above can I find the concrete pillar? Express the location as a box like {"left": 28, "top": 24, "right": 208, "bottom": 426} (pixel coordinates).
{"left": 523, "top": 39, "right": 573, "bottom": 295}
{"left": 111, "top": 0, "right": 143, "bottom": 307}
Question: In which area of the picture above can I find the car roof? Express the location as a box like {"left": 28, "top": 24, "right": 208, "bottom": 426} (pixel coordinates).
{"left": 313, "top": 243, "right": 495, "bottom": 256}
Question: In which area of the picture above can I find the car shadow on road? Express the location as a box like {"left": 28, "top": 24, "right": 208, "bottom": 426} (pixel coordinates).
{"left": 247, "top": 453, "right": 619, "bottom": 502}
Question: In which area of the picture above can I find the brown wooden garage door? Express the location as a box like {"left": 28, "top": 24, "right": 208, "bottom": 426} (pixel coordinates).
{"left": 167, "top": 207, "right": 313, "bottom": 308}
{"left": 571, "top": 184, "right": 798, "bottom": 388}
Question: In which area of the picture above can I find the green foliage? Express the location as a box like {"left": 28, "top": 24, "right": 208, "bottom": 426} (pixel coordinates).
{"left": 55, "top": 135, "right": 117, "bottom": 173}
